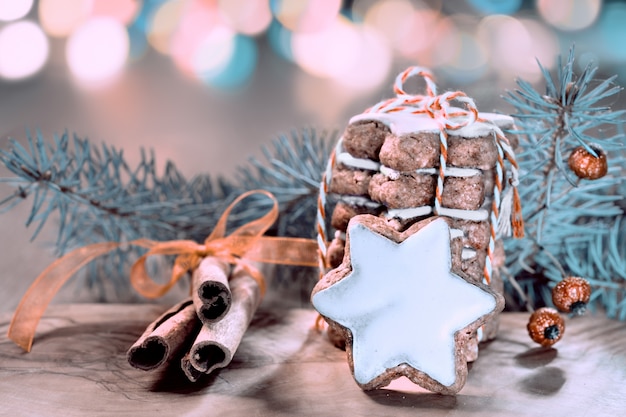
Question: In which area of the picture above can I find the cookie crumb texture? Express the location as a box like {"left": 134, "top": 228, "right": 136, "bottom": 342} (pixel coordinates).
{"left": 369, "top": 172, "right": 436, "bottom": 208}
{"left": 342, "top": 121, "right": 389, "bottom": 160}
{"left": 329, "top": 166, "right": 372, "bottom": 196}
{"left": 380, "top": 132, "right": 440, "bottom": 170}
{"left": 328, "top": 111, "right": 515, "bottom": 286}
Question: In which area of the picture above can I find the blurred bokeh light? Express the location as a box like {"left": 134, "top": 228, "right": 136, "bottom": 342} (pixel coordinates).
{"left": 66, "top": 17, "right": 129, "bottom": 86}
{"left": 0, "top": 0, "right": 625, "bottom": 171}
{"left": 0, "top": 0, "right": 34, "bottom": 22}
{"left": 148, "top": 0, "right": 184, "bottom": 55}
{"left": 91, "top": 0, "right": 140, "bottom": 25}
{"left": 198, "top": 34, "right": 258, "bottom": 89}
{"left": 537, "top": 0, "right": 601, "bottom": 31}
{"left": 598, "top": 2, "right": 626, "bottom": 62}
{"left": 467, "top": 0, "right": 522, "bottom": 15}
{"left": 219, "top": 0, "right": 272, "bottom": 36}
{"left": 39, "top": 0, "right": 90, "bottom": 37}
{"left": 271, "top": 0, "right": 342, "bottom": 33}
{"left": 0, "top": 20, "right": 48, "bottom": 80}
{"left": 0, "top": 0, "right": 624, "bottom": 91}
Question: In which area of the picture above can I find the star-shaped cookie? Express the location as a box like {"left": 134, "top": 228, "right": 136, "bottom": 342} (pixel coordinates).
{"left": 312, "top": 215, "right": 504, "bottom": 394}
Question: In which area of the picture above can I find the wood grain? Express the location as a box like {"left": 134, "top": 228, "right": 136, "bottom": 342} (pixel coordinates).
{"left": 1, "top": 304, "right": 625, "bottom": 417}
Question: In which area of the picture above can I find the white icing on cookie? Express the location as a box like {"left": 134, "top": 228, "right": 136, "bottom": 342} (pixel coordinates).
{"left": 334, "top": 139, "right": 381, "bottom": 171}
{"left": 477, "top": 326, "right": 484, "bottom": 342}
{"left": 385, "top": 206, "right": 432, "bottom": 220}
{"left": 339, "top": 196, "right": 382, "bottom": 209}
{"left": 379, "top": 165, "right": 400, "bottom": 180}
{"left": 384, "top": 205, "right": 488, "bottom": 222}
{"left": 312, "top": 218, "right": 498, "bottom": 387}
{"left": 450, "top": 228, "right": 464, "bottom": 239}
{"left": 337, "top": 152, "right": 381, "bottom": 171}
{"left": 380, "top": 166, "right": 480, "bottom": 179}
{"left": 350, "top": 112, "right": 440, "bottom": 136}
{"left": 462, "top": 248, "right": 477, "bottom": 260}
{"left": 350, "top": 111, "right": 513, "bottom": 139}
{"left": 415, "top": 167, "right": 481, "bottom": 177}
{"left": 438, "top": 207, "right": 489, "bottom": 221}
{"left": 449, "top": 120, "right": 499, "bottom": 138}
{"left": 335, "top": 230, "right": 346, "bottom": 240}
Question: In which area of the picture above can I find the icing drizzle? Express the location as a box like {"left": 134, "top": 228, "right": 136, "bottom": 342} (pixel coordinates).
{"left": 350, "top": 110, "right": 513, "bottom": 139}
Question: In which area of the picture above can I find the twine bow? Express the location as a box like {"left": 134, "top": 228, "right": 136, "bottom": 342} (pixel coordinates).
{"left": 366, "top": 66, "right": 524, "bottom": 238}
{"left": 367, "top": 66, "right": 480, "bottom": 129}
{"left": 8, "top": 190, "right": 319, "bottom": 352}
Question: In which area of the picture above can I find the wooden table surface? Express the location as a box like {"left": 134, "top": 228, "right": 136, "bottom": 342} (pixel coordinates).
{"left": 1, "top": 304, "right": 625, "bottom": 417}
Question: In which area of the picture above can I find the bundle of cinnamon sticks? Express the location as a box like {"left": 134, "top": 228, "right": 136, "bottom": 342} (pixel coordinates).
{"left": 127, "top": 257, "right": 262, "bottom": 381}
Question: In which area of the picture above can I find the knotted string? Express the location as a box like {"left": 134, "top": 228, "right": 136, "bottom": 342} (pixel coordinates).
{"left": 8, "top": 190, "right": 319, "bottom": 352}
{"left": 365, "top": 66, "right": 479, "bottom": 124}
{"left": 366, "top": 66, "right": 523, "bottom": 239}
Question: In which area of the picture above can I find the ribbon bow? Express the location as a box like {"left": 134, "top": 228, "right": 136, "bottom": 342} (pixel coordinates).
{"left": 8, "top": 190, "right": 319, "bottom": 352}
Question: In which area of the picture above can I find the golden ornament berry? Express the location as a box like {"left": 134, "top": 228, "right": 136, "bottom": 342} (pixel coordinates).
{"left": 552, "top": 276, "right": 591, "bottom": 315}
{"left": 568, "top": 145, "right": 608, "bottom": 180}
{"left": 527, "top": 307, "right": 565, "bottom": 347}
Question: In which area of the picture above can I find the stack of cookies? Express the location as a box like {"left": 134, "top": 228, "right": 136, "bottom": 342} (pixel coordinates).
{"left": 322, "top": 108, "right": 518, "bottom": 353}
{"left": 313, "top": 67, "right": 523, "bottom": 392}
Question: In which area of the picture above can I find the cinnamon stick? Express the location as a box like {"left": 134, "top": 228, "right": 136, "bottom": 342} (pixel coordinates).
{"left": 188, "top": 264, "right": 262, "bottom": 375}
{"left": 191, "top": 257, "right": 233, "bottom": 325}
{"left": 127, "top": 298, "right": 200, "bottom": 371}
{"left": 181, "top": 353, "right": 203, "bottom": 382}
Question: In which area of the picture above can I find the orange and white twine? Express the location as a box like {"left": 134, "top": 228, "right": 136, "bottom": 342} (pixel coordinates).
{"left": 317, "top": 148, "right": 335, "bottom": 274}
{"left": 316, "top": 66, "right": 524, "bottom": 284}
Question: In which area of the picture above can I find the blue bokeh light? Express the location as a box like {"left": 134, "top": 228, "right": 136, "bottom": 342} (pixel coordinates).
{"left": 126, "top": 0, "right": 168, "bottom": 60}
{"left": 598, "top": 3, "right": 626, "bottom": 61}
{"left": 466, "top": 0, "right": 522, "bottom": 15}
{"left": 127, "top": 24, "right": 148, "bottom": 60}
{"left": 267, "top": 20, "right": 293, "bottom": 62}
{"left": 199, "top": 35, "right": 258, "bottom": 89}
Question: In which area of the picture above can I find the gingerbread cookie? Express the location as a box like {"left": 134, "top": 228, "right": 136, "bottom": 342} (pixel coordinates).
{"left": 312, "top": 215, "right": 504, "bottom": 394}
{"left": 319, "top": 67, "right": 523, "bottom": 351}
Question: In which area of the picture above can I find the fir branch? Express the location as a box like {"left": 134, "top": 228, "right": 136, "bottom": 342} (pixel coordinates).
{"left": 236, "top": 127, "right": 336, "bottom": 238}
{"left": 233, "top": 127, "right": 336, "bottom": 294}
{"left": 503, "top": 47, "right": 626, "bottom": 319}
{"left": 0, "top": 127, "right": 335, "bottom": 301}
{"left": 1, "top": 131, "right": 231, "bottom": 299}
{"left": 1, "top": 132, "right": 231, "bottom": 249}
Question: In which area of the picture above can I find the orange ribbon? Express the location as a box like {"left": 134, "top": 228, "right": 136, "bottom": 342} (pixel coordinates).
{"left": 8, "top": 190, "right": 319, "bottom": 352}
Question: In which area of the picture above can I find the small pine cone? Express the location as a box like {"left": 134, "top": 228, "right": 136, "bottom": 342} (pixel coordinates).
{"left": 527, "top": 307, "right": 565, "bottom": 347}
{"left": 552, "top": 276, "right": 591, "bottom": 315}
{"left": 568, "top": 145, "right": 608, "bottom": 180}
